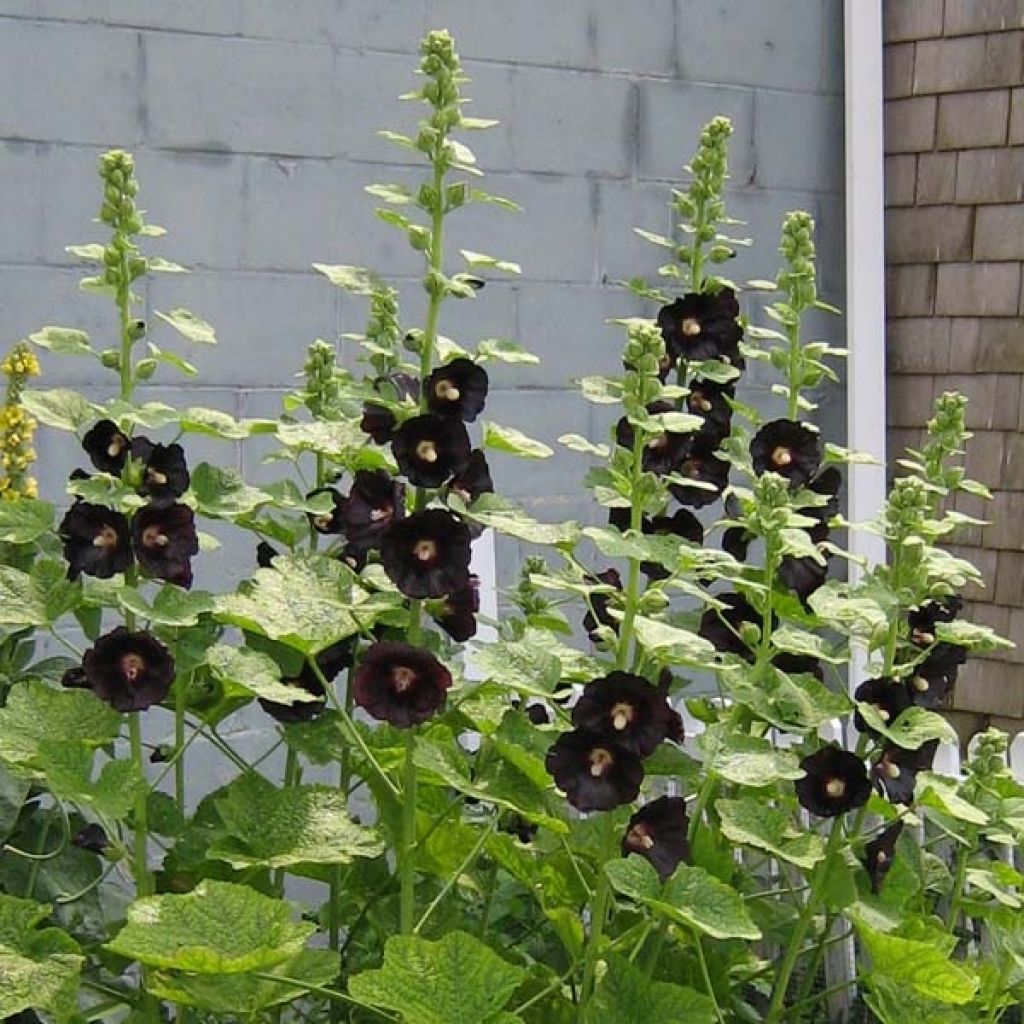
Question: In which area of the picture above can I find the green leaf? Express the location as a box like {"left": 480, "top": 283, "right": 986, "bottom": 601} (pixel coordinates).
{"left": 475, "top": 338, "right": 539, "bottom": 364}
{"left": 856, "top": 921, "right": 979, "bottom": 1004}
{"left": 590, "top": 954, "right": 715, "bottom": 1024}
{"left": 147, "top": 341, "right": 198, "bottom": 377}
{"left": 207, "top": 773, "right": 383, "bottom": 870}
{"left": 472, "top": 642, "right": 561, "bottom": 697}
{"left": 179, "top": 407, "right": 275, "bottom": 440}
{"left": 191, "top": 463, "right": 269, "bottom": 518}
{"left": 451, "top": 492, "right": 579, "bottom": 546}
{"left": 716, "top": 797, "right": 825, "bottom": 869}
{"left": 206, "top": 645, "right": 317, "bottom": 706}
{"left": 348, "top": 930, "right": 526, "bottom": 1024}
{"left": 28, "top": 326, "right": 92, "bottom": 357}
{"left": 605, "top": 857, "right": 760, "bottom": 941}
{"left": 0, "top": 765, "right": 29, "bottom": 845}
{"left": 0, "top": 568, "right": 51, "bottom": 628}
{"left": 725, "top": 664, "right": 852, "bottom": 734}
{"left": 147, "top": 586, "right": 215, "bottom": 627}
{"left": 772, "top": 624, "right": 845, "bottom": 664}
{"left": 147, "top": 256, "right": 188, "bottom": 274}
{"left": 917, "top": 773, "right": 989, "bottom": 825}
{"left": 578, "top": 375, "right": 623, "bottom": 404}
{"left": 20, "top": 388, "right": 95, "bottom": 431}
{"left": 154, "top": 308, "right": 217, "bottom": 344}
{"left": 482, "top": 421, "right": 553, "bottom": 459}
{"left": 312, "top": 263, "right": 375, "bottom": 294}
{"left": 0, "top": 498, "right": 54, "bottom": 544}
{"left": 559, "top": 434, "right": 609, "bottom": 457}
{"left": 864, "top": 976, "right": 972, "bottom": 1024}
{"left": 365, "top": 182, "right": 414, "bottom": 204}
{"left": 934, "top": 619, "right": 1014, "bottom": 652}
{"left": 632, "top": 616, "right": 716, "bottom": 665}
{"left": 64, "top": 242, "right": 105, "bottom": 262}
{"left": 276, "top": 419, "right": 368, "bottom": 456}
{"left": 106, "top": 880, "right": 316, "bottom": 974}
{"left": 460, "top": 249, "right": 521, "bottom": 275}
{"left": 699, "top": 727, "right": 805, "bottom": 787}
{"left": 40, "top": 742, "right": 147, "bottom": 820}
{"left": 856, "top": 704, "right": 958, "bottom": 750}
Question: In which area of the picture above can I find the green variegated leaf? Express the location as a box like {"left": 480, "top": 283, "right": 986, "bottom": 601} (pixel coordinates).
{"left": 21, "top": 389, "right": 96, "bottom": 431}
{"left": 191, "top": 463, "right": 269, "bottom": 518}
{"left": 482, "top": 421, "right": 552, "bottom": 459}
{"left": 559, "top": 434, "right": 610, "bottom": 457}
{"left": 179, "top": 408, "right": 275, "bottom": 439}
{"left": 28, "top": 326, "right": 92, "bottom": 356}
{"left": 716, "top": 797, "right": 825, "bottom": 869}
{"left": 632, "top": 616, "right": 715, "bottom": 663}
{"left": 0, "top": 498, "right": 54, "bottom": 544}
{"left": 276, "top": 419, "right": 367, "bottom": 456}
{"left": 699, "top": 727, "right": 805, "bottom": 787}
{"left": 856, "top": 704, "right": 957, "bottom": 750}
{"left": 155, "top": 308, "right": 217, "bottom": 344}
{"left": 312, "top": 263, "right": 376, "bottom": 294}
{"left": 460, "top": 249, "right": 521, "bottom": 274}
{"left": 589, "top": 955, "right": 715, "bottom": 1024}
{"left": 206, "top": 645, "right": 320, "bottom": 706}
{"left": 476, "top": 338, "right": 539, "bottom": 364}
{"left": 451, "top": 493, "right": 579, "bottom": 546}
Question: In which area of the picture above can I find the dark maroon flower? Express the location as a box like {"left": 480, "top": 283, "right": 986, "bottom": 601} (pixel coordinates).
{"left": 342, "top": 470, "right": 406, "bottom": 553}
{"left": 622, "top": 796, "right": 690, "bottom": 881}
{"left": 258, "top": 637, "right": 355, "bottom": 724}
{"left": 872, "top": 740, "right": 938, "bottom": 805}
{"left": 772, "top": 652, "right": 824, "bottom": 680}
{"left": 699, "top": 592, "right": 772, "bottom": 663}
{"left": 380, "top": 508, "right": 472, "bottom": 599}
{"left": 448, "top": 449, "right": 494, "bottom": 505}
{"left": 82, "top": 419, "right": 130, "bottom": 473}
{"left": 59, "top": 502, "right": 133, "bottom": 580}
{"left": 616, "top": 401, "right": 690, "bottom": 476}
{"left": 908, "top": 596, "right": 963, "bottom": 646}
{"left": 721, "top": 525, "right": 752, "bottom": 562}
{"left": 906, "top": 643, "right": 967, "bottom": 708}
{"left": 426, "top": 358, "right": 488, "bottom": 422}
{"left": 526, "top": 702, "right": 552, "bottom": 726}
{"left": 545, "top": 729, "right": 643, "bottom": 812}
{"left": 796, "top": 746, "right": 871, "bottom": 817}
{"left": 72, "top": 823, "right": 110, "bottom": 855}
{"left": 657, "top": 288, "right": 743, "bottom": 364}
{"left": 256, "top": 541, "right": 278, "bottom": 568}
{"left": 307, "top": 487, "right": 346, "bottom": 535}
{"left": 803, "top": 467, "right": 843, "bottom": 538}
{"left": 572, "top": 672, "right": 677, "bottom": 759}
{"left": 750, "top": 419, "right": 821, "bottom": 488}
{"left": 862, "top": 821, "right": 904, "bottom": 894}
{"left": 432, "top": 575, "right": 479, "bottom": 642}
{"left": 392, "top": 414, "right": 471, "bottom": 488}
{"left": 82, "top": 627, "right": 175, "bottom": 713}
{"left": 60, "top": 666, "right": 89, "bottom": 690}
{"left": 854, "top": 678, "right": 912, "bottom": 737}
{"left": 132, "top": 439, "right": 190, "bottom": 506}
{"left": 582, "top": 568, "right": 622, "bottom": 643}
{"left": 779, "top": 552, "right": 829, "bottom": 607}
{"left": 686, "top": 378, "right": 734, "bottom": 446}
{"left": 641, "top": 508, "right": 704, "bottom": 580}
{"left": 352, "top": 641, "right": 452, "bottom": 728}
{"left": 360, "top": 373, "right": 420, "bottom": 444}
{"left": 131, "top": 503, "right": 199, "bottom": 589}
{"left": 669, "top": 440, "right": 730, "bottom": 508}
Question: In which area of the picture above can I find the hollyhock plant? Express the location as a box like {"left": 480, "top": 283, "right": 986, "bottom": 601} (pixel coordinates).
{"left": 380, "top": 507, "right": 472, "bottom": 599}
{"left": 352, "top": 641, "right": 453, "bottom": 728}
{"left": 81, "top": 627, "right": 176, "bottom": 713}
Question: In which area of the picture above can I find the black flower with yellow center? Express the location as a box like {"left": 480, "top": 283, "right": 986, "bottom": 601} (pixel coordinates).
{"left": 698, "top": 592, "right": 772, "bottom": 663}
{"left": 905, "top": 643, "right": 967, "bottom": 708}
{"left": 131, "top": 503, "right": 200, "bottom": 589}
{"left": 854, "top": 677, "right": 912, "bottom": 737}
{"left": 431, "top": 575, "right": 479, "bottom": 642}
{"left": 795, "top": 746, "right": 871, "bottom": 817}
{"left": 686, "top": 378, "right": 735, "bottom": 446}
{"left": 352, "top": 641, "right": 453, "bottom": 728}
{"left": 342, "top": 470, "right": 405, "bottom": 553}
{"left": 380, "top": 508, "right": 472, "bottom": 599}
{"left": 749, "top": 419, "right": 821, "bottom": 488}
{"left": 582, "top": 567, "right": 622, "bottom": 643}
{"left": 656, "top": 288, "right": 743, "bottom": 364}
{"left": 545, "top": 729, "right": 643, "bottom": 812}
{"left": 862, "top": 821, "right": 904, "bottom": 894}
{"left": 426, "top": 358, "right": 488, "bottom": 422}
{"left": 572, "top": 672, "right": 676, "bottom": 758}
{"left": 669, "top": 440, "right": 730, "bottom": 509}
{"left": 133, "top": 439, "right": 190, "bottom": 506}
{"left": 641, "top": 508, "right": 704, "bottom": 580}
{"left": 82, "top": 627, "right": 175, "bottom": 713}
{"left": 59, "top": 502, "right": 133, "bottom": 580}
{"left": 908, "top": 595, "right": 962, "bottom": 646}
{"left": 258, "top": 637, "right": 355, "bottom": 724}
{"left": 306, "top": 487, "right": 346, "bottom": 535}
{"left": 621, "top": 796, "right": 690, "bottom": 881}
{"left": 392, "top": 413, "right": 471, "bottom": 488}
{"left": 872, "top": 740, "right": 937, "bottom": 805}
{"left": 615, "top": 402, "right": 690, "bottom": 477}
{"left": 82, "top": 419, "right": 131, "bottom": 473}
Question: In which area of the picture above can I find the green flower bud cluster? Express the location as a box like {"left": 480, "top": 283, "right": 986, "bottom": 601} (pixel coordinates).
{"left": 302, "top": 340, "right": 342, "bottom": 419}
{"left": 921, "top": 390, "right": 969, "bottom": 487}
{"left": 0, "top": 342, "right": 41, "bottom": 501}
{"left": 967, "top": 728, "right": 1009, "bottom": 784}
{"left": 884, "top": 476, "right": 932, "bottom": 541}
{"left": 777, "top": 210, "right": 818, "bottom": 314}
{"left": 97, "top": 150, "right": 146, "bottom": 292}
{"left": 622, "top": 321, "right": 667, "bottom": 415}
{"left": 417, "top": 30, "right": 464, "bottom": 152}
{"left": 688, "top": 116, "right": 732, "bottom": 204}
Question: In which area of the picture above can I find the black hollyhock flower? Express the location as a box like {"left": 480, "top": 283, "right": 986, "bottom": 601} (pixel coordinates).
{"left": 131, "top": 503, "right": 199, "bottom": 589}
{"left": 380, "top": 508, "right": 472, "bottom": 599}
{"left": 72, "top": 823, "right": 110, "bottom": 855}
{"left": 432, "top": 575, "right": 479, "bottom": 642}
{"left": 686, "top": 378, "right": 735, "bottom": 446}
{"left": 621, "top": 796, "right": 690, "bottom": 881}
{"left": 360, "top": 373, "right": 421, "bottom": 444}
{"left": 426, "top": 358, "right": 489, "bottom": 422}
{"left": 854, "top": 677, "right": 912, "bottom": 736}
{"left": 616, "top": 402, "right": 690, "bottom": 477}
{"left": 582, "top": 568, "right": 622, "bottom": 643}
{"left": 526, "top": 702, "right": 552, "bottom": 726}
{"left": 60, "top": 666, "right": 89, "bottom": 690}
{"left": 795, "top": 746, "right": 871, "bottom": 817}
{"left": 59, "top": 502, "right": 133, "bottom": 580}
{"left": 872, "top": 740, "right": 938, "bottom": 805}
{"left": 338, "top": 543, "right": 369, "bottom": 573}
{"left": 449, "top": 449, "right": 494, "bottom": 504}
{"left": 657, "top": 288, "right": 743, "bottom": 364}
{"left": 307, "top": 487, "right": 346, "bottom": 535}
{"left": 392, "top": 414, "right": 471, "bottom": 488}
{"left": 342, "top": 470, "right": 406, "bottom": 553}
{"left": 721, "top": 525, "right": 752, "bottom": 562}
{"left": 862, "top": 821, "right": 904, "bottom": 894}
{"left": 642, "top": 508, "right": 704, "bottom": 580}
{"left": 82, "top": 627, "right": 175, "bottom": 713}
{"left": 699, "top": 592, "right": 771, "bottom": 663}
{"left": 256, "top": 541, "right": 278, "bottom": 568}
{"left": 258, "top": 637, "right": 355, "bottom": 724}
{"left": 545, "top": 729, "right": 643, "bottom": 812}
{"left": 803, "top": 466, "right": 843, "bottom": 538}
{"left": 772, "top": 652, "right": 824, "bottom": 680}
{"left": 82, "top": 419, "right": 131, "bottom": 473}
{"left": 352, "top": 641, "right": 453, "bottom": 728}
{"left": 669, "top": 441, "right": 730, "bottom": 509}
{"left": 779, "top": 553, "right": 829, "bottom": 607}
{"left": 908, "top": 596, "right": 963, "bottom": 646}
{"left": 906, "top": 643, "right": 968, "bottom": 708}
{"left": 572, "top": 672, "right": 677, "bottom": 758}
{"left": 133, "top": 439, "right": 190, "bottom": 506}
{"left": 750, "top": 419, "right": 821, "bottom": 488}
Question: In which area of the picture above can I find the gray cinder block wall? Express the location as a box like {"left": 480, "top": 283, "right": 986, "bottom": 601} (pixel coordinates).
{"left": 0, "top": 0, "right": 846, "bottom": 597}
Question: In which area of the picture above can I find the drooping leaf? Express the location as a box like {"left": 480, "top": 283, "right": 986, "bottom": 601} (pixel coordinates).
{"left": 191, "top": 463, "right": 269, "bottom": 518}
{"left": 312, "top": 263, "right": 376, "bottom": 294}
{"left": 154, "top": 308, "right": 217, "bottom": 344}
{"left": 632, "top": 616, "right": 716, "bottom": 665}
{"left": 460, "top": 250, "right": 521, "bottom": 275}
{"left": 179, "top": 408, "right": 275, "bottom": 440}
{"left": 39, "top": 742, "right": 147, "bottom": 820}
{"left": 482, "top": 421, "right": 553, "bottom": 459}
{"left": 856, "top": 704, "right": 958, "bottom": 750}
{"left": 451, "top": 492, "right": 579, "bottom": 546}
{"left": 716, "top": 797, "right": 825, "bottom": 870}
{"left": 475, "top": 338, "right": 539, "bottom": 364}
{"left": 206, "top": 645, "right": 319, "bottom": 706}
{"left": 28, "top": 326, "right": 92, "bottom": 357}
{"left": 20, "top": 388, "right": 95, "bottom": 432}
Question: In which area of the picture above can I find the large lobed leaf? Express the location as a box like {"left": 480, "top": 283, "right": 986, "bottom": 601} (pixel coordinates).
{"left": 716, "top": 797, "right": 825, "bottom": 870}
{"left": 589, "top": 954, "right": 715, "bottom": 1024}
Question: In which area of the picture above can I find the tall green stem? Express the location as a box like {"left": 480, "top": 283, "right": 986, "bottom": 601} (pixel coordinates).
{"left": 399, "top": 733, "right": 418, "bottom": 935}
{"left": 577, "top": 814, "right": 618, "bottom": 1022}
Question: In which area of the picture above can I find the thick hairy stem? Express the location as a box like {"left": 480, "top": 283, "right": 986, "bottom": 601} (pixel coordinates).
{"left": 399, "top": 732, "right": 418, "bottom": 935}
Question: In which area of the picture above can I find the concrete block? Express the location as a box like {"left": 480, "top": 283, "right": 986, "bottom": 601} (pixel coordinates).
{"left": 936, "top": 263, "right": 1021, "bottom": 317}
{"left": 429, "top": 0, "right": 676, "bottom": 74}
{"left": 886, "top": 317, "right": 951, "bottom": 373}
{"left": 0, "top": 21, "right": 141, "bottom": 145}
{"left": 145, "top": 34, "right": 335, "bottom": 156}
{"left": 813, "top": 190, "right": 846, "bottom": 301}
{"left": 885, "top": 206, "right": 974, "bottom": 264}
{"left": 976, "top": 318, "right": 1024, "bottom": 371}
{"left": 242, "top": 0, "right": 426, "bottom": 48}
{"left": 755, "top": 90, "right": 844, "bottom": 190}
{"left": 937, "top": 90, "right": 1010, "bottom": 150}
{"left": 512, "top": 66, "right": 634, "bottom": 177}
{"left": 884, "top": 96, "right": 937, "bottom": 154}
{"left": 676, "top": 0, "right": 839, "bottom": 94}
{"left": 944, "top": 0, "right": 1024, "bottom": 36}
{"left": 637, "top": 79, "right": 755, "bottom": 185}
{"left": 885, "top": 154, "right": 917, "bottom": 206}
{"left": 6, "top": 0, "right": 243, "bottom": 34}
{"left": 915, "top": 152, "right": 956, "bottom": 205}
{"left": 914, "top": 33, "right": 1024, "bottom": 94}
{"left": 884, "top": 0, "right": 943, "bottom": 42}
{"left": 886, "top": 373, "right": 936, "bottom": 427}
{"left": 886, "top": 264, "right": 935, "bottom": 317}
{"left": 884, "top": 42, "right": 915, "bottom": 99}
{"left": 0, "top": 141, "right": 45, "bottom": 262}
{"left": 974, "top": 204, "right": 1024, "bottom": 260}
{"left": 594, "top": 179, "right": 673, "bottom": 285}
